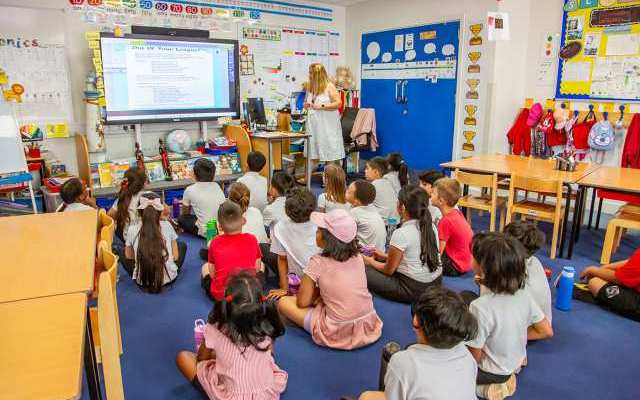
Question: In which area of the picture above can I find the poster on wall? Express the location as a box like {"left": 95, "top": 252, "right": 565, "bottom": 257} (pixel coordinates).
{"left": 459, "top": 20, "right": 486, "bottom": 157}
{"left": 239, "top": 24, "right": 340, "bottom": 121}
{"left": 556, "top": 0, "right": 640, "bottom": 101}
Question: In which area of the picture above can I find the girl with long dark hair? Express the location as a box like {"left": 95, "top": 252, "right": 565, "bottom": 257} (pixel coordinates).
{"left": 108, "top": 166, "right": 147, "bottom": 241}
{"left": 363, "top": 185, "right": 442, "bottom": 304}
{"left": 124, "top": 192, "right": 186, "bottom": 293}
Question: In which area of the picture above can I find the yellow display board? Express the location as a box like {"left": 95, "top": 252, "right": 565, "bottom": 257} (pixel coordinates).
{"left": 557, "top": 0, "right": 640, "bottom": 101}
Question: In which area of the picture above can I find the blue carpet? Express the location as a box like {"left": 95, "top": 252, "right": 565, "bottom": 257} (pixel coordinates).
{"left": 86, "top": 210, "right": 640, "bottom": 399}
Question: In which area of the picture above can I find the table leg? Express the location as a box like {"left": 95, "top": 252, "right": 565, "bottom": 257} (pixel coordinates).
{"left": 595, "top": 197, "right": 604, "bottom": 230}
{"left": 559, "top": 184, "right": 572, "bottom": 258}
{"left": 587, "top": 188, "right": 596, "bottom": 230}
{"left": 575, "top": 186, "right": 588, "bottom": 242}
{"left": 84, "top": 307, "right": 103, "bottom": 400}
{"left": 305, "top": 138, "right": 311, "bottom": 190}
{"left": 567, "top": 186, "right": 585, "bottom": 260}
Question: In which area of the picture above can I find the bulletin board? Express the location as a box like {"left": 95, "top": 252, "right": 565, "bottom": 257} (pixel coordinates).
{"left": 238, "top": 24, "right": 340, "bottom": 116}
{"left": 556, "top": 0, "right": 640, "bottom": 102}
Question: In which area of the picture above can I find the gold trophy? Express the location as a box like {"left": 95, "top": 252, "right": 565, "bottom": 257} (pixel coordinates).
{"left": 463, "top": 130, "right": 476, "bottom": 151}
{"left": 464, "top": 104, "right": 477, "bottom": 126}
{"left": 468, "top": 51, "right": 481, "bottom": 73}
{"left": 470, "top": 24, "right": 483, "bottom": 46}
{"left": 466, "top": 79, "right": 479, "bottom": 99}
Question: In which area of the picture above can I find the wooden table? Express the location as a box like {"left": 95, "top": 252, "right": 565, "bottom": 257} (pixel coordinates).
{"left": 0, "top": 293, "right": 87, "bottom": 400}
{"left": 251, "top": 131, "right": 312, "bottom": 189}
{"left": 578, "top": 166, "right": 640, "bottom": 194}
{"left": 0, "top": 210, "right": 103, "bottom": 400}
{"left": 441, "top": 154, "right": 601, "bottom": 259}
{"left": 0, "top": 210, "right": 97, "bottom": 303}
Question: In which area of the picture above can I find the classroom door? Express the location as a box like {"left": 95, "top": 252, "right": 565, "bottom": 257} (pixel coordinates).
{"left": 361, "top": 21, "right": 460, "bottom": 170}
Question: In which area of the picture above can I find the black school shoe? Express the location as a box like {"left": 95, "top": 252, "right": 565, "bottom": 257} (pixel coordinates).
{"left": 573, "top": 283, "right": 597, "bottom": 304}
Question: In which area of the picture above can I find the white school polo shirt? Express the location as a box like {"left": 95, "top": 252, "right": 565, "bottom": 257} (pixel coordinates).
{"left": 389, "top": 219, "right": 442, "bottom": 283}
{"left": 182, "top": 182, "right": 225, "bottom": 237}
{"left": 237, "top": 171, "right": 268, "bottom": 212}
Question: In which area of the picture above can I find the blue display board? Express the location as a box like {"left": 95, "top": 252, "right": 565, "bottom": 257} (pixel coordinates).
{"left": 360, "top": 21, "right": 460, "bottom": 171}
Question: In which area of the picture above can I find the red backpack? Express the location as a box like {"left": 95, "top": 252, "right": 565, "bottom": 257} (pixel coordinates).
{"left": 507, "top": 108, "right": 531, "bottom": 156}
{"left": 621, "top": 114, "right": 640, "bottom": 169}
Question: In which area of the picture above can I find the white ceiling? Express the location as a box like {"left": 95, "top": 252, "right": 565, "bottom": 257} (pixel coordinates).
{"left": 318, "top": 0, "right": 370, "bottom": 6}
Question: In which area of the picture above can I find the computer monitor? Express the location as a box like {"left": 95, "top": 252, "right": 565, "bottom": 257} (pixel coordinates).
{"left": 247, "top": 97, "right": 267, "bottom": 128}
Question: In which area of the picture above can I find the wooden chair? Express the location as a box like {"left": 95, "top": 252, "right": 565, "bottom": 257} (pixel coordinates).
{"left": 91, "top": 241, "right": 123, "bottom": 361}
{"left": 455, "top": 169, "right": 506, "bottom": 232}
{"left": 98, "top": 209, "right": 115, "bottom": 251}
{"left": 600, "top": 211, "right": 640, "bottom": 264}
{"left": 505, "top": 175, "right": 564, "bottom": 259}
{"left": 97, "top": 271, "right": 125, "bottom": 399}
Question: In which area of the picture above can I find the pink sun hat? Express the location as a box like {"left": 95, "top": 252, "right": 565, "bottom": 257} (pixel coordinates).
{"left": 310, "top": 209, "right": 357, "bottom": 243}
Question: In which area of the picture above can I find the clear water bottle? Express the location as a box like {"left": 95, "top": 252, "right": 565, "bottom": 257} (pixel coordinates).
{"left": 555, "top": 266, "right": 575, "bottom": 311}
{"left": 386, "top": 216, "right": 399, "bottom": 246}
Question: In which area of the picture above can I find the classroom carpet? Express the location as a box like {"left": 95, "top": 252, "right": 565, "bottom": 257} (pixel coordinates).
{"left": 87, "top": 211, "right": 640, "bottom": 400}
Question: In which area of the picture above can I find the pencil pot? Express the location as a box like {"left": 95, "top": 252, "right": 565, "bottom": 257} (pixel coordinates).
{"left": 194, "top": 319, "right": 206, "bottom": 351}
{"left": 555, "top": 266, "right": 575, "bottom": 311}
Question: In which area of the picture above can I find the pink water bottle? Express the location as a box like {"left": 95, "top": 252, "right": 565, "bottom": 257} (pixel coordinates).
{"left": 194, "top": 319, "right": 205, "bottom": 351}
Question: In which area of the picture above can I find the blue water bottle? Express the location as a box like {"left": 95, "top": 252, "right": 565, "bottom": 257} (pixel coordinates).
{"left": 555, "top": 266, "right": 575, "bottom": 311}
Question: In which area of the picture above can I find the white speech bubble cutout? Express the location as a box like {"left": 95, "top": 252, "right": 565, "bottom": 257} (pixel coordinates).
{"left": 382, "top": 52, "right": 392, "bottom": 63}
{"left": 424, "top": 42, "right": 436, "bottom": 54}
{"left": 405, "top": 49, "right": 416, "bottom": 61}
{"left": 366, "top": 41, "right": 381, "bottom": 62}
{"left": 442, "top": 44, "right": 455, "bottom": 56}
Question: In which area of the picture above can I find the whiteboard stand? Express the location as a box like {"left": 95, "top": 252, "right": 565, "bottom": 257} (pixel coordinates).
{"left": 200, "top": 121, "right": 208, "bottom": 143}
{"left": 0, "top": 102, "right": 38, "bottom": 214}
{"left": 134, "top": 124, "right": 143, "bottom": 145}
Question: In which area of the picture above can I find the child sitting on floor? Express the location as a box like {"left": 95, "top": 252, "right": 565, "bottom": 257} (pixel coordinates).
{"left": 268, "top": 187, "right": 320, "bottom": 299}
{"left": 418, "top": 171, "right": 445, "bottom": 224}
{"left": 385, "top": 152, "right": 409, "bottom": 194}
{"left": 346, "top": 180, "right": 387, "bottom": 251}
{"left": 263, "top": 171, "right": 296, "bottom": 235}
{"left": 363, "top": 185, "right": 442, "bottom": 304}
{"left": 237, "top": 151, "right": 269, "bottom": 211}
{"left": 59, "top": 178, "right": 96, "bottom": 212}
{"left": 277, "top": 209, "right": 383, "bottom": 350}
{"left": 504, "top": 221, "right": 553, "bottom": 324}
{"left": 201, "top": 201, "right": 263, "bottom": 301}
{"left": 359, "top": 286, "right": 478, "bottom": 400}
{"left": 262, "top": 171, "right": 296, "bottom": 273}
{"left": 124, "top": 192, "right": 186, "bottom": 293}
{"left": 431, "top": 178, "right": 473, "bottom": 276}
{"left": 579, "top": 247, "right": 640, "bottom": 322}
{"left": 317, "top": 164, "right": 351, "bottom": 213}
{"left": 176, "top": 272, "right": 287, "bottom": 400}
{"left": 179, "top": 158, "right": 225, "bottom": 238}
{"left": 228, "top": 182, "right": 269, "bottom": 244}
{"left": 109, "top": 166, "right": 147, "bottom": 241}
{"left": 464, "top": 232, "right": 553, "bottom": 400}
{"left": 365, "top": 157, "right": 400, "bottom": 223}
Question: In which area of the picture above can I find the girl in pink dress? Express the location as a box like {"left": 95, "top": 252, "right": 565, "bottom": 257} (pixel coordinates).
{"left": 278, "top": 209, "right": 383, "bottom": 350}
{"left": 176, "top": 272, "right": 288, "bottom": 399}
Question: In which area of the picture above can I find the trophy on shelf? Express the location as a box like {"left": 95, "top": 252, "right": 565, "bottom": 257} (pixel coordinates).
{"left": 464, "top": 105, "right": 477, "bottom": 126}
{"left": 469, "top": 24, "right": 483, "bottom": 46}
{"left": 466, "top": 79, "right": 479, "bottom": 99}
{"left": 468, "top": 51, "right": 481, "bottom": 73}
{"left": 462, "top": 131, "right": 476, "bottom": 152}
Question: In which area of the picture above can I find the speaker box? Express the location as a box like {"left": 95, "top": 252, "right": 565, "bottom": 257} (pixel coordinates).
{"left": 131, "top": 26, "right": 209, "bottom": 38}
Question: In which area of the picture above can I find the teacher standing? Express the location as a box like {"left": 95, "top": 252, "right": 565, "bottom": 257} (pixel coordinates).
{"left": 304, "top": 63, "right": 345, "bottom": 165}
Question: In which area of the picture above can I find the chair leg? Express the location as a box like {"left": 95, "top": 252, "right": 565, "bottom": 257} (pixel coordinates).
{"left": 489, "top": 208, "right": 498, "bottom": 232}
{"left": 550, "top": 219, "right": 560, "bottom": 260}
{"left": 466, "top": 207, "right": 472, "bottom": 228}
{"left": 499, "top": 208, "right": 506, "bottom": 232}
{"left": 614, "top": 228, "right": 626, "bottom": 252}
{"left": 601, "top": 222, "right": 618, "bottom": 264}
